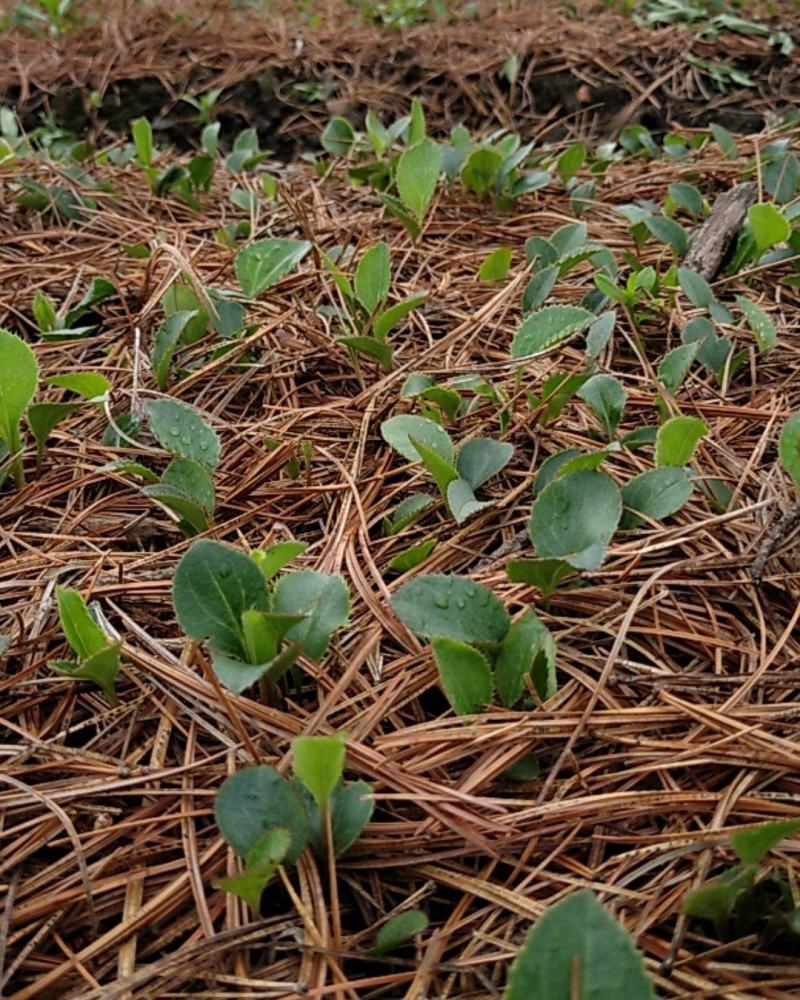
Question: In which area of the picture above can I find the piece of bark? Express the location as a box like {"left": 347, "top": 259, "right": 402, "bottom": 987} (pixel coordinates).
{"left": 682, "top": 181, "right": 757, "bottom": 280}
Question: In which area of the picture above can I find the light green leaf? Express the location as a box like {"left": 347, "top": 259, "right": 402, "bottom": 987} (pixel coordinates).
{"left": 510, "top": 305, "right": 595, "bottom": 359}
{"left": 478, "top": 248, "right": 512, "bottom": 282}
{"left": 99, "top": 459, "right": 159, "bottom": 483}
{"left": 677, "top": 267, "right": 716, "bottom": 310}
{"left": 173, "top": 539, "right": 269, "bottom": 657}
{"left": 683, "top": 865, "right": 754, "bottom": 936}
{"left": 145, "top": 398, "right": 220, "bottom": 470}
{"left": 522, "top": 266, "right": 558, "bottom": 313}
{"left": 273, "top": 571, "right": 350, "bottom": 660}
{"left": 48, "top": 372, "right": 109, "bottom": 401}
{"left": 383, "top": 493, "right": 436, "bottom": 536}
{"left": 337, "top": 335, "right": 394, "bottom": 371}
{"left": 655, "top": 416, "right": 708, "bottom": 467}
{"left": 556, "top": 142, "right": 585, "bottom": 184}
{"left": 293, "top": 734, "right": 346, "bottom": 809}
{"left": 152, "top": 310, "right": 198, "bottom": 390}
{"left": 461, "top": 147, "right": 503, "bottom": 198}
{"left": 235, "top": 238, "right": 312, "bottom": 298}
{"left": 749, "top": 202, "right": 790, "bottom": 258}
{"left": 161, "top": 283, "right": 207, "bottom": 344}
{"left": 214, "top": 765, "right": 308, "bottom": 862}
{"left": 388, "top": 538, "right": 436, "bottom": 572}
{"left": 320, "top": 117, "right": 354, "bottom": 156}
{"left": 620, "top": 467, "right": 692, "bottom": 528}
{"left": 161, "top": 457, "right": 214, "bottom": 512}
{"left": 354, "top": 242, "right": 391, "bottom": 314}
{"left": 55, "top": 586, "right": 108, "bottom": 660}
{"left": 391, "top": 574, "right": 510, "bottom": 645}
{"left": 586, "top": 310, "right": 616, "bottom": 359}
{"left": 505, "top": 890, "right": 655, "bottom": 1000}
{"left": 50, "top": 640, "right": 121, "bottom": 705}
{"left": 731, "top": 818, "right": 800, "bottom": 864}
{"left": 370, "top": 910, "right": 429, "bottom": 956}
{"left": 252, "top": 540, "right": 307, "bottom": 582}
{"left": 132, "top": 117, "right": 153, "bottom": 167}
{"left": 432, "top": 636, "right": 493, "bottom": 715}
{"left": 215, "top": 827, "right": 291, "bottom": 913}
{"left": 381, "top": 415, "right": 454, "bottom": 464}
{"left": 780, "top": 413, "right": 800, "bottom": 488}
{"left": 411, "top": 437, "right": 459, "bottom": 498}
{"left": 141, "top": 485, "right": 211, "bottom": 535}
{"left": 374, "top": 292, "right": 427, "bottom": 341}
{"left": 495, "top": 609, "right": 557, "bottom": 707}
{"left": 658, "top": 342, "right": 699, "bottom": 393}
{"left": 0, "top": 328, "right": 38, "bottom": 476}
{"left": 446, "top": 477, "right": 492, "bottom": 524}
{"left": 396, "top": 138, "right": 441, "bottom": 220}
{"left": 529, "top": 471, "right": 622, "bottom": 570}
{"left": 736, "top": 296, "right": 777, "bottom": 353}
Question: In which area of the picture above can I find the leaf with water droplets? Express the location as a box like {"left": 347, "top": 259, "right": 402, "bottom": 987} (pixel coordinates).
{"left": 391, "top": 574, "right": 510, "bottom": 645}
{"left": 529, "top": 470, "right": 621, "bottom": 570}
{"left": 145, "top": 398, "right": 221, "bottom": 470}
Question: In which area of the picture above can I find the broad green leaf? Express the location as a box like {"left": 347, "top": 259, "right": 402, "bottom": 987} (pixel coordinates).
{"left": 383, "top": 493, "right": 436, "bottom": 536}
{"left": 365, "top": 109, "right": 390, "bottom": 156}
{"left": 56, "top": 586, "right": 108, "bottom": 660}
{"left": 209, "top": 645, "right": 301, "bottom": 693}
{"left": 215, "top": 827, "right": 291, "bottom": 912}
{"left": 370, "top": 910, "right": 429, "bottom": 956}
{"left": 621, "top": 426, "right": 659, "bottom": 450}
{"left": 214, "top": 765, "right": 308, "bottom": 862}
{"left": 0, "top": 328, "right": 38, "bottom": 471}
{"left": 446, "top": 477, "right": 492, "bottom": 524}
{"left": 529, "top": 470, "right": 621, "bottom": 570}
{"left": 456, "top": 438, "right": 513, "bottom": 490}
{"left": 48, "top": 372, "right": 109, "bottom": 401}
{"left": 396, "top": 138, "right": 441, "bottom": 220}
{"left": 432, "top": 636, "right": 493, "bottom": 715}
{"left": 731, "top": 818, "right": 800, "bottom": 864}
{"left": 293, "top": 734, "right": 346, "bottom": 809}
{"left": 478, "top": 248, "right": 512, "bottom": 282}
{"left": 379, "top": 192, "right": 421, "bottom": 240}
{"left": 682, "top": 316, "right": 731, "bottom": 376}
{"left": 620, "top": 467, "right": 692, "bottom": 529}
{"left": 505, "top": 890, "right": 655, "bottom": 1000}
{"left": 388, "top": 538, "right": 436, "bottom": 572}
{"left": 374, "top": 292, "right": 427, "bottom": 341}
{"left": 273, "top": 571, "right": 350, "bottom": 660}
{"left": 749, "top": 202, "right": 790, "bottom": 258}
{"left": 99, "top": 459, "right": 159, "bottom": 483}
{"left": 320, "top": 116, "right": 354, "bottom": 155}
{"left": 410, "top": 437, "right": 459, "bottom": 497}
{"left": 677, "top": 267, "right": 716, "bottom": 310}
{"left": 586, "top": 310, "right": 616, "bottom": 359}
{"left": 354, "top": 242, "right": 391, "bottom": 314}
{"left": 50, "top": 640, "right": 121, "bottom": 705}
{"left": 132, "top": 116, "right": 153, "bottom": 167}
{"left": 668, "top": 182, "right": 703, "bottom": 217}
{"left": 145, "top": 398, "right": 220, "bottom": 470}
{"left": 173, "top": 539, "right": 268, "bottom": 657}
{"left": 736, "top": 296, "right": 777, "bottom": 353}
{"left": 461, "top": 147, "right": 503, "bottom": 198}
{"left": 391, "top": 574, "right": 510, "bottom": 645}
{"left": 495, "top": 609, "right": 557, "bottom": 707}
{"left": 27, "top": 402, "right": 79, "bottom": 458}
{"left": 658, "top": 342, "right": 699, "bottom": 393}
{"left": 506, "top": 558, "right": 574, "bottom": 598}
{"left": 381, "top": 415, "right": 454, "bottom": 464}
{"left": 779, "top": 413, "right": 800, "bottom": 488}
{"left": 710, "top": 122, "right": 737, "bottom": 159}
{"left": 655, "top": 416, "right": 708, "bottom": 467}
{"left": 556, "top": 142, "right": 585, "bottom": 185}
{"left": 577, "top": 375, "right": 626, "bottom": 439}
{"left": 252, "top": 540, "right": 307, "bottom": 582}
{"left": 32, "top": 290, "right": 58, "bottom": 332}
{"left": 152, "top": 310, "right": 198, "bottom": 390}
{"left": 337, "top": 336, "right": 394, "bottom": 371}
{"left": 533, "top": 449, "right": 583, "bottom": 495}
{"left": 511, "top": 305, "right": 595, "bottom": 359}
{"left": 235, "top": 238, "right": 312, "bottom": 298}
{"left": 141, "top": 484, "right": 211, "bottom": 535}
{"left": 644, "top": 215, "right": 689, "bottom": 256}
{"left": 558, "top": 450, "right": 613, "bottom": 476}
{"left": 161, "top": 457, "right": 214, "bottom": 512}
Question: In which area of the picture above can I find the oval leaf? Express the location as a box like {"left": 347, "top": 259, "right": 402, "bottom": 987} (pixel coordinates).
{"left": 511, "top": 306, "right": 595, "bottom": 360}
{"left": 391, "top": 574, "right": 510, "bottom": 645}
{"left": 214, "top": 765, "right": 308, "bottom": 863}
{"left": 431, "top": 636, "right": 493, "bottom": 715}
{"left": 145, "top": 398, "right": 220, "bottom": 470}
{"left": 529, "top": 470, "right": 621, "bottom": 570}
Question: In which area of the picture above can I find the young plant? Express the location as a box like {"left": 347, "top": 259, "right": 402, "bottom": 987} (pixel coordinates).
{"left": 401, "top": 372, "right": 510, "bottom": 431}
{"left": 31, "top": 276, "right": 117, "bottom": 341}
{"left": 235, "top": 238, "right": 312, "bottom": 298}
{"left": 683, "top": 818, "right": 800, "bottom": 942}
{"left": 381, "top": 414, "right": 513, "bottom": 524}
{"left": 214, "top": 733, "right": 373, "bottom": 912}
{"left": 391, "top": 574, "right": 556, "bottom": 715}
{"left": 48, "top": 587, "right": 122, "bottom": 705}
{"left": 0, "top": 329, "right": 38, "bottom": 488}
{"left": 173, "top": 538, "right": 349, "bottom": 694}
{"left": 505, "top": 890, "right": 655, "bottom": 999}
{"left": 131, "top": 116, "right": 217, "bottom": 209}
{"left": 323, "top": 241, "right": 427, "bottom": 372}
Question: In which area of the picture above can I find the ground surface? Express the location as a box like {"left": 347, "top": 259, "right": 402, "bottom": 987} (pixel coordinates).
{"left": 2, "top": 1, "right": 800, "bottom": 998}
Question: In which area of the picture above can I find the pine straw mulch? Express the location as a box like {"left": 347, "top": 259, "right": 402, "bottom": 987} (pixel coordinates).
{"left": 2, "top": 127, "right": 800, "bottom": 999}
{"left": 2, "top": 0, "right": 800, "bottom": 155}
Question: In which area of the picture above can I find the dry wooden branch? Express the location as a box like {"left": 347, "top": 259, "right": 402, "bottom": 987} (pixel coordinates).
{"left": 682, "top": 181, "right": 757, "bottom": 280}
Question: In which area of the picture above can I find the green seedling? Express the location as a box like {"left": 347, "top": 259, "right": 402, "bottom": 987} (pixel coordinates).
{"left": 180, "top": 87, "right": 223, "bottom": 125}
{"left": 31, "top": 277, "right": 117, "bottom": 341}
{"left": 131, "top": 116, "right": 219, "bottom": 209}
{"left": 391, "top": 574, "right": 556, "bottom": 715}
{"left": 381, "top": 414, "right": 513, "bottom": 524}
{"left": 323, "top": 240, "right": 427, "bottom": 372}
{"left": 235, "top": 238, "right": 312, "bottom": 298}
{"left": 684, "top": 818, "right": 800, "bottom": 941}
{"left": 370, "top": 910, "right": 429, "bottom": 955}
{"left": 214, "top": 733, "right": 373, "bottom": 912}
{"left": 173, "top": 538, "right": 349, "bottom": 694}
{"left": 505, "top": 890, "right": 655, "bottom": 999}
{"left": 48, "top": 586, "right": 121, "bottom": 705}
{"left": 401, "top": 372, "right": 510, "bottom": 431}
